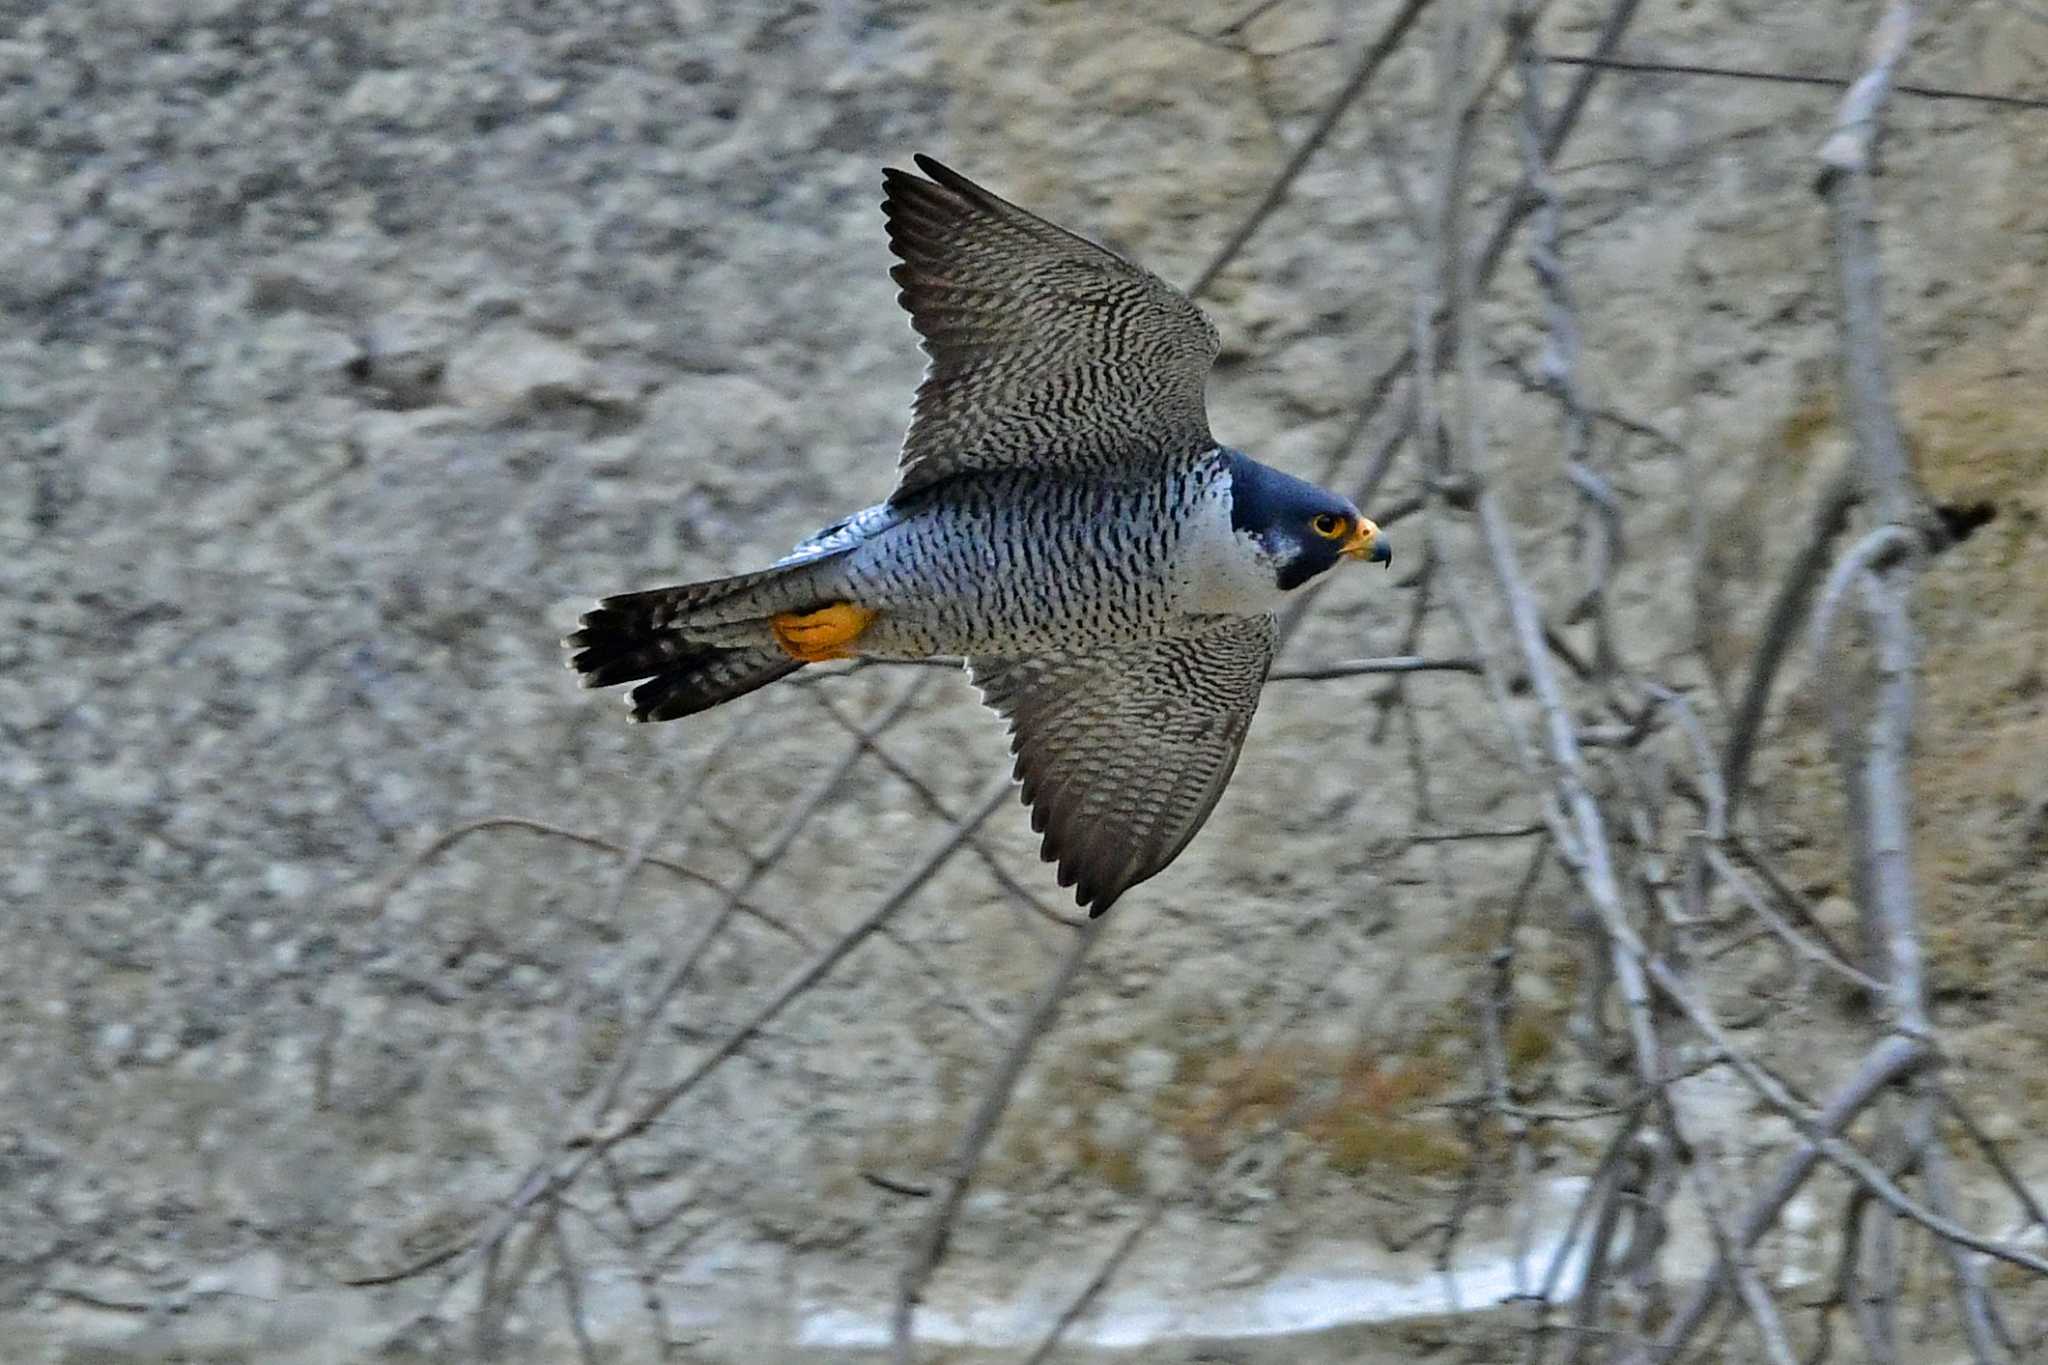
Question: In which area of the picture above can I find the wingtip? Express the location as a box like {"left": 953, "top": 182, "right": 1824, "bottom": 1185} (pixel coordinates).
{"left": 899, "top": 153, "right": 985, "bottom": 204}
{"left": 1051, "top": 853, "right": 1123, "bottom": 917}
{"left": 883, "top": 154, "right": 951, "bottom": 194}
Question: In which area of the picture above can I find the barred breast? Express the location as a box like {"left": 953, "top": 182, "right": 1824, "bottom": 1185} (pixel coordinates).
{"left": 827, "top": 455, "right": 1232, "bottom": 658}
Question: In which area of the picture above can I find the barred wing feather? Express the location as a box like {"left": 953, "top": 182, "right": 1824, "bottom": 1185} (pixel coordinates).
{"left": 969, "top": 616, "right": 1275, "bottom": 916}
{"left": 882, "top": 155, "right": 1220, "bottom": 500}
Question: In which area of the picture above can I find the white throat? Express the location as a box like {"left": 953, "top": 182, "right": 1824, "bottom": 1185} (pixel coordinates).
{"left": 1178, "top": 488, "right": 1291, "bottom": 616}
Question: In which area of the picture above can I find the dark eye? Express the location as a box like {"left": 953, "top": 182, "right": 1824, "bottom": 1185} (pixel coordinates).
{"left": 1310, "top": 513, "right": 1347, "bottom": 539}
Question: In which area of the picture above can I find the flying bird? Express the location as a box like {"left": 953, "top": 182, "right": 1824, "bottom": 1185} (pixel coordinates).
{"left": 566, "top": 155, "right": 1390, "bottom": 916}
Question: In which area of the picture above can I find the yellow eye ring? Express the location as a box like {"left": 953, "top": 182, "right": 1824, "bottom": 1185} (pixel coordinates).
{"left": 1310, "top": 513, "right": 1348, "bottom": 540}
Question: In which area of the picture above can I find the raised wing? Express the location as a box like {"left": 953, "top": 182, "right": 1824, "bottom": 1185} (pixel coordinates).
{"left": 970, "top": 616, "right": 1276, "bottom": 917}
{"left": 882, "top": 155, "right": 1221, "bottom": 501}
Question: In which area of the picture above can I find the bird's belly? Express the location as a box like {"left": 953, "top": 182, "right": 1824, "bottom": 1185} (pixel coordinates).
{"left": 837, "top": 506, "right": 1190, "bottom": 658}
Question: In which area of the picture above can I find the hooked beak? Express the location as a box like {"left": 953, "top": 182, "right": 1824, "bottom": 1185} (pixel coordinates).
{"left": 1341, "top": 518, "right": 1392, "bottom": 568}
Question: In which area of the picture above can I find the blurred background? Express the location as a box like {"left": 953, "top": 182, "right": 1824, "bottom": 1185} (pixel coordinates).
{"left": 4, "top": 1, "right": 2045, "bottom": 1361}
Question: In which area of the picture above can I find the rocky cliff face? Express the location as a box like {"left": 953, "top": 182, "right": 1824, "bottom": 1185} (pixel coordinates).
{"left": 5, "top": 2, "right": 2044, "bottom": 1361}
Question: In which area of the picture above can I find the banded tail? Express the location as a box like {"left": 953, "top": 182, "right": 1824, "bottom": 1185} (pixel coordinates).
{"left": 563, "top": 601, "right": 792, "bottom": 726}
{"left": 564, "top": 549, "right": 883, "bottom": 722}
{"left": 562, "top": 557, "right": 801, "bottom": 722}
{"left": 569, "top": 504, "right": 904, "bottom": 722}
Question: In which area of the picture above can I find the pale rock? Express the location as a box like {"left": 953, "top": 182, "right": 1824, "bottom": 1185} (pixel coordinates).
{"left": 1980, "top": 1111, "right": 2021, "bottom": 1144}
{"left": 441, "top": 323, "right": 593, "bottom": 414}
{"left": 72, "top": 759, "right": 161, "bottom": 808}
{"left": 1814, "top": 896, "right": 1859, "bottom": 937}
{"left": 1122, "top": 1044, "right": 1177, "bottom": 1095}
{"left": 263, "top": 863, "right": 317, "bottom": 901}
{"left": 342, "top": 68, "right": 428, "bottom": 125}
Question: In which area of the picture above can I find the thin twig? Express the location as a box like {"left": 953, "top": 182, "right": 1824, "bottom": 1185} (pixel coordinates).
{"left": 549, "top": 1211, "right": 601, "bottom": 1365}
{"left": 1266, "top": 654, "right": 1483, "bottom": 680}
{"left": 1518, "top": 1112, "right": 1644, "bottom": 1362}
{"left": 1020, "top": 1199, "right": 1168, "bottom": 1365}
{"left": 1512, "top": 12, "right": 1610, "bottom": 659}
{"left": 1188, "top": 0, "right": 1437, "bottom": 296}
{"left": 893, "top": 915, "right": 1109, "bottom": 1363}
{"left": 1698, "top": 841, "right": 1886, "bottom": 992}
{"left": 1686, "top": 1132, "right": 1802, "bottom": 1365}
{"left": 583, "top": 776, "right": 1015, "bottom": 1157}
{"left": 1481, "top": 834, "right": 1552, "bottom": 1309}
{"left": 598, "top": 1152, "right": 679, "bottom": 1360}
{"left": 1911, "top": 1091, "right": 2014, "bottom": 1362}
{"left": 341, "top": 750, "right": 1003, "bottom": 1294}
{"left": 1937, "top": 1085, "right": 2048, "bottom": 1237}
{"left": 1412, "top": 823, "right": 1548, "bottom": 844}
{"left": 1541, "top": 50, "right": 2048, "bottom": 112}
{"left": 1722, "top": 471, "right": 1858, "bottom": 820}
{"left": 807, "top": 686, "right": 1078, "bottom": 930}
{"left": 1649, "top": 1033, "right": 1927, "bottom": 1359}
{"left": 587, "top": 674, "right": 936, "bottom": 1124}
{"left": 363, "top": 815, "right": 812, "bottom": 948}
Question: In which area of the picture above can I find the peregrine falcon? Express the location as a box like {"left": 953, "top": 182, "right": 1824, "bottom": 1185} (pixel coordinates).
{"left": 566, "top": 155, "right": 1391, "bottom": 916}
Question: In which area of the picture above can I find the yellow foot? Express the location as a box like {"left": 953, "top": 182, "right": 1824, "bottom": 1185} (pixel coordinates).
{"left": 770, "top": 601, "right": 879, "bottom": 662}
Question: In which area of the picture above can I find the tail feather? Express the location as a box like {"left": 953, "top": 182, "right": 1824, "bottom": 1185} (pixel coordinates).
{"left": 568, "top": 537, "right": 867, "bottom": 722}
{"left": 626, "top": 644, "right": 801, "bottom": 722}
{"left": 565, "top": 590, "right": 802, "bottom": 723}
{"left": 590, "top": 561, "right": 804, "bottom": 633}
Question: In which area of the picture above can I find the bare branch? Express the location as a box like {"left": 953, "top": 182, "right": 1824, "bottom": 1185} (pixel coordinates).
{"left": 1816, "top": 4, "right": 1918, "bottom": 189}
{"left": 1541, "top": 49, "right": 2048, "bottom": 112}
{"left": 1937, "top": 1086, "right": 2048, "bottom": 1238}
{"left": 1267, "top": 654, "right": 1483, "bottom": 680}
{"left": 581, "top": 774, "right": 1015, "bottom": 1158}
{"left": 1412, "top": 823, "right": 1548, "bottom": 844}
{"left": 1650, "top": 1033, "right": 1927, "bottom": 1359}
{"left": 344, "top": 745, "right": 1003, "bottom": 1294}
{"left": 582, "top": 674, "right": 938, "bottom": 1127}
{"left": 807, "top": 686, "right": 1078, "bottom": 931}
{"left": 1722, "top": 471, "right": 1858, "bottom": 820}
{"left": 548, "top": 1211, "right": 601, "bottom": 1365}
{"left": 1808, "top": 523, "right": 1915, "bottom": 679}
{"left": 1911, "top": 1095, "right": 2015, "bottom": 1363}
{"left": 1189, "top": 0, "right": 1437, "bottom": 296}
{"left": 1698, "top": 840, "right": 1887, "bottom": 992}
{"left": 365, "top": 814, "right": 816, "bottom": 946}
{"left": 1511, "top": 11, "right": 1610, "bottom": 653}
{"left": 893, "top": 916, "right": 1109, "bottom": 1363}
{"left": 1020, "top": 1199, "right": 1167, "bottom": 1365}
{"left": 1687, "top": 1142, "right": 1801, "bottom": 1365}
{"left": 598, "top": 1153, "right": 679, "bottom": 1360}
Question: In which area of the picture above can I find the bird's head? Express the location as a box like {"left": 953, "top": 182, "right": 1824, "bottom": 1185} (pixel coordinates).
{"left": 1223, "top": 450, "right": 1391, "bottom": 591}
